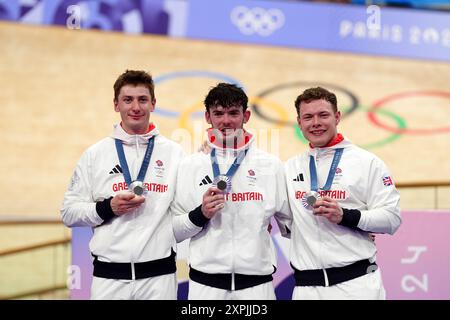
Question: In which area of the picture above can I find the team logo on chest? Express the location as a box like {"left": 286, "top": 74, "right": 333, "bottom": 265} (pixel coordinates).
{"left": 153, "top": 159, "right": 165, "bottom": 178}
{"left": 246, "top": 169, "right": 257, "bottom": 186}
{"left": 333, "top": 167, "right": 343, "bottom": 184}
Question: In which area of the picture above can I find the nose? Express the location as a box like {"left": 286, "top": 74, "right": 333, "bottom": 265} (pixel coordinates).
{"left": 222, "top": 114, "right": 232, "bottom": 126}
{"left": 131, "top": 99, "right": 140, "bottom": 112}
{"left": 312, "top": 115, "right": 320, "bottom": 126}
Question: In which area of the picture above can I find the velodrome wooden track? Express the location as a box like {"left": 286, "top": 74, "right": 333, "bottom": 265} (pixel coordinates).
{"left": 1, "top": 21, "right": 450, "bottom": 219}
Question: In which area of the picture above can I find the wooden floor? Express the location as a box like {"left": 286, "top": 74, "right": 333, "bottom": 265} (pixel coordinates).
{"left": 1, "top": 21, "right": 450, "bottom": 218}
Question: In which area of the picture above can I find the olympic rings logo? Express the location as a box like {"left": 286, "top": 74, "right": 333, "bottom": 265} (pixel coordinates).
{"left": 153, "top": 70, "right": 450, "bottom": 151}
{"left": 230, "top": 6, "right": 285, "bottom": 37}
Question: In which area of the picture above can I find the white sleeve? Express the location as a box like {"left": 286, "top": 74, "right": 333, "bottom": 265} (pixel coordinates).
{"left": 273, "top": 161, "right": 292, "bottom": 238}
{"left": 357, "top": 158, "right": 402, "bottom": 235}
{"left": 60, "top": 151, "right": 104, "bottom": 227}
{"left": 170, "top": 158, "right": 203, "bottom": 243}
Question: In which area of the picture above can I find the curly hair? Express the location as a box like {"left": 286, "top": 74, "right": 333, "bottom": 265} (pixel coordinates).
{"left": 204, "top": 83, "right": 248, "bottom": 112}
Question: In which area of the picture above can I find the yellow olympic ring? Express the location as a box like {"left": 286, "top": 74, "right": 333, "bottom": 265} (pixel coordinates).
{"left": 178, "top": 101, "right": 204, "bottom": 134}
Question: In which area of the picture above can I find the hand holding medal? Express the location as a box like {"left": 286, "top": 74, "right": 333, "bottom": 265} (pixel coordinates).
{"left": 111, "top": 192, "right": 145, "bottom": 216}
{"left": 201, "top": 187, "right": 225, "bottom": 219}
{"left": 311, "top": 196, "right": 344, "bottom": 224}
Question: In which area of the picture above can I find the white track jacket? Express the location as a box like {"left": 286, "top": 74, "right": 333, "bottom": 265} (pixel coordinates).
{"left": 61, "top": 124, "right": 184, "bottom": 263}
{"left": 171, "top": 137, "right": 292, "bottom": 276}
{"left": 285, "top": 137, "right": 401, "bottom": 271}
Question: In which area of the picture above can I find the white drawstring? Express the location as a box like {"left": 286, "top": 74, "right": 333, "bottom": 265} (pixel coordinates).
{"left": 135, "top": 135, "right": 140, "bottom": 159}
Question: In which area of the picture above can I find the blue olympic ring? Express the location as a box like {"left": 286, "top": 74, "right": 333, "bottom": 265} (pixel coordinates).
{"left": 153, "top": 71, "right": 244, "bottom": 118}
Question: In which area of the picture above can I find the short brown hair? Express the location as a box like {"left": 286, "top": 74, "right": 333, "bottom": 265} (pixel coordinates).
{"left": 295, "top": 87, "right": 337, "bottom": 115}
{"left": 113, "top": 70, "right": 155, "bottom": 101}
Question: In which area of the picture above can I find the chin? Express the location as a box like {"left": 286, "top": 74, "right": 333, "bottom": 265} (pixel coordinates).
{"left": 310, "top": 139, "right": 326, "bottom": 147}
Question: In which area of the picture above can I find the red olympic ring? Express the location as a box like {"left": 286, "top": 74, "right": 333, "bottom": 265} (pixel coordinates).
{"left": 368, "top": 91, "right": 450, "bottom": 134}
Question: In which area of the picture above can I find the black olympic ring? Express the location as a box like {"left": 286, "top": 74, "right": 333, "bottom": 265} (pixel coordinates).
{"left": 251, "top": 82, "right": 360, "bottom": 126}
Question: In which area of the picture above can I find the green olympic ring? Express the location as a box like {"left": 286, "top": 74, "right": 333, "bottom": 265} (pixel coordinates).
{"left": 294, "top": 106, "right": 407, "bottom": 149}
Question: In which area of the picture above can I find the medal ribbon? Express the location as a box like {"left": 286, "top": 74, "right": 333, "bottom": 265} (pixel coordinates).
{"left": 309, "top": 148, "right": 343, "bottom": 192}
{"left": 115, "top": 137, "right": 155, "bottom": 189}
{"left": 210, "top": 148, "right": 249, "bottom": 180}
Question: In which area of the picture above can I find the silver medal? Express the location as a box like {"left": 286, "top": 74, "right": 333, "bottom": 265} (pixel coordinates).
{"left": 301, "top": 191, "right": 320, "bottom": 210}
{"left": 213, "top": 175, "right": 232, "bottom": 193}
{"left": 130, "top": 181, "right": 145, "bottom": 196}
{"left": 306, "top": 192, "right": 319, "bottom": 206}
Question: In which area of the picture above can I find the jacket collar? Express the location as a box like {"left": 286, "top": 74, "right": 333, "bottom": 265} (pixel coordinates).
{"left": 308, "top": 134, "right": 352, "bottom": 156}
{"left": 112, "top": 123, "right": 159, "bottom": 145}
{"left": 309, "top": 133, "right": 344, "bottom": 149}
{"left": 206, "top": 128, "right": 254, "bottom": 153}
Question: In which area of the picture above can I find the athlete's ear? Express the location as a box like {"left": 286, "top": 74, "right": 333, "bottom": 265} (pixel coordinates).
{"left": 205, "top": 111, "right": 212, "bottom": 125}
{"left": 243, "top": 110, "right": 251, "bottom": 123}
{"left": 150, "top": 98, "right": 156, "bottom": 112}
{"left": 335, "top": 110, "right": 341, "bottom": 126}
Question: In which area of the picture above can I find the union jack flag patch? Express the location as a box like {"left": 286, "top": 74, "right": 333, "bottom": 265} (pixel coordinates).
{"left": 383, "top": 176, "right": 393, "bottom": 186}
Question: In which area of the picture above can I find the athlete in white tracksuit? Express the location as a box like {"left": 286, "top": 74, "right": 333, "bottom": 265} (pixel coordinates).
{"left": 61, "top": 70, "right": 184, "bottom": 299}
{"left": 171, "top": 83, "right": 292, "bottom": 300}
{"left": 286, "top": 87, "right": 401, "bottom": 300}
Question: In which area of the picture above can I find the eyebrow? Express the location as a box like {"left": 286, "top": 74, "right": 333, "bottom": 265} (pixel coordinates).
{"left": 303, "top": 110, "right": 330, "bottom": 115}
{"left": 122, "top": 95, "right": 149, "bottom": 99}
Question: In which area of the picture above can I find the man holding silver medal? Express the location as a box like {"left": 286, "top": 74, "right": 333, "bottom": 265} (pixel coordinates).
{"left": 61, "top": 70, "right": 184, "bottom": 299}
{"left": 171, "top": 83, "right": 292, "bottom": 300}
{"left": 285, "top": 87, "right": 402, "bottom": 299}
